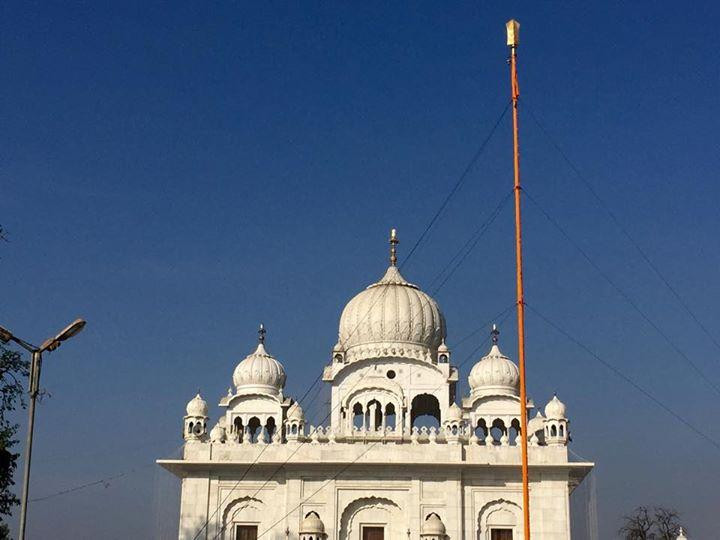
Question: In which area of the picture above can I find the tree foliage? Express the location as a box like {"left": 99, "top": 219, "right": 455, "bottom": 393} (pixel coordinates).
{"left": 0, "top": 345, "right": 28, "bottom": 521}
{"left": 619, "top": 506, "right": 684, "bottom": 539}
{"left": 0, "top": 226, "right": 27, "bottom": 539}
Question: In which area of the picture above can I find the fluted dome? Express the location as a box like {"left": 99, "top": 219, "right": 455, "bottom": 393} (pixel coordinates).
{"left": 299, "top": 511, "right": 325, "bottom": 534}
{"left": 468, "top": 344, "right": 519, "bottom": 397}
{"left": 233, "top": 342, "right": 286, "bottom": 395}
{"left": 209, "top": 418, "right": 226, "bottom": 443}
{"left": 446, "top": 403, "right": 463, "bottom": 422}
{"left": 186, "top": 393, "right": 208, "bottom": 417}
{"left": 544, "top": 394, "right": 566, "bottom": 419}
{"left": 287, "top": 401, "right": 305, "bottom": 421}
{"left": 337, "top": 265, "right": 446, "bottom": 363}
{"left": 421, "top": 513, "right": 446, "bottom": 536}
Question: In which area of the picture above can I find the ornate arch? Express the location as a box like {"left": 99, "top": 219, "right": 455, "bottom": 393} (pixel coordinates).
{"left": 341, "top": 378, "right": 405, "bottom": 410}
{"left": 339, "top": 496, "right": 402, "bottom": 540}
{"left": 477, "top": 499, "right": 521, "bottom": 540}
{"left": 222, "top": 495, "right": 264, "bottom": 527}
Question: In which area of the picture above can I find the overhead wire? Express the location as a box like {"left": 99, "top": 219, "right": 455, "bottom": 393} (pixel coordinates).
{"left": 524, "top": 102, "right": 720, "bottom": 361}
{"left": 403, "top": 101, "right": 510, "bottom": 264}
{"left": 523, "top": 188, "right": 720, "bottom": 397}
{"left": 29, "top": 443, "right": 184, "bottom": 503}
{"left": 194, "top": 101, "right": 514, "bottom": 540}
{"left": 526, "top": 303, "right": 720, "bottom": 451}
{"left": 430, "top": 189, "right": 513, "bottom": 294}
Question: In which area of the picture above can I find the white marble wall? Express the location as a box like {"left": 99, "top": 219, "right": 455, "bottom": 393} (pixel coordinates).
{"left": 176, "top": 463, "right": 575, "bottom": 540}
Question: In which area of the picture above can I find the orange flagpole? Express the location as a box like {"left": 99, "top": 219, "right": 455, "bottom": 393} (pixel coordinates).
{"left": 506, "top": 19, "right": 531, "bottom": 540}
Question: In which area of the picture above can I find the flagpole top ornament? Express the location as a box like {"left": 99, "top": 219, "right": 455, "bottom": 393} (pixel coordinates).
{"left": 389, "top": 228, "right": 399, "bottom": 266}
{"left": 506, "top": 20, "right": 520, "bottom": 47}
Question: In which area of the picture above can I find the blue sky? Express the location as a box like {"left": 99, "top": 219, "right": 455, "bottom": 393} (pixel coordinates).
{"left": 2, "top": 2, "right": 719, "bottom": 538}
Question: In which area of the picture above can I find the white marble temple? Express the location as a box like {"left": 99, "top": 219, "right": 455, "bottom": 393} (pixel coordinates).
{"left": 159, "top": 233, "right": 593, "bottom": 540}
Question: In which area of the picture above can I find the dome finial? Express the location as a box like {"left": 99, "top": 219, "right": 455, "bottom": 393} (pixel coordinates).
{"left": 491, "top": 323, "right": 499, "bottom": 345}
{"left": 258, "top": 323, "right": 266, "bottom": 344}
{"left": 389, "top": 228, "right": 399, "bottom": 266}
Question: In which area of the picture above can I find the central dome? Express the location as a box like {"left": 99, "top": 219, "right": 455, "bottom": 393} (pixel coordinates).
{"left": 337, "top": 264, "right": 446, "bottom": 363}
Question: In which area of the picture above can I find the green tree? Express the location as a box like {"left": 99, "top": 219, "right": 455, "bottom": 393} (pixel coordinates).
{"left": 1, "top": 225, "right": 29, "bottom": 538}
{"left": 0, "top": 344, "right": 28, "bottom": 538}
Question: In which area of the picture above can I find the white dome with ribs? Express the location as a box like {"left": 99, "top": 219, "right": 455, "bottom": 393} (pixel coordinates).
{"left": 186, "top": 393, "right": 208, "bottom": 417}
{"left": 468, "top": 344, "right": 520, "bottom": 398}
{"left": 232, "top": 342, "right": 286, "bottom": 395}
{"left": 337, "top": 265, "right": 446, "bottom": 363}
{"left": 544, "top": 394, "right": 567, "bottom": 419}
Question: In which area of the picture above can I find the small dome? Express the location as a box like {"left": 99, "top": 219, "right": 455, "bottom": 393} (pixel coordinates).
{"left": 544, "top": 395, "right": 566, "bottom": 419}
{"left": 209, "top": 421, "right": 226, "bottom": 443}
{"left": 186, "top": 393, "right": 208, "bottom": 417}
{"left": 299, "top": 511, "right": 325, "bottom": 534}
{"left": 337, "top": 265, "right": 446, "bottom": 364}
{"left": 287, "top": 401, "right": 305, "bottom": 421}
{"left": 446, "top": 403, "right": 463, "bottom": 422}
{"left": 438, "top": 339, "right": 449, "bottom": 353}
{"left": 233, "top": 342, "right": 286, "bottom": 395}
{"left": 421, "top": 513, "right": 446, "bottom": 535}
{"left": 468, "top": 344, "right": 519, "bottom": 397}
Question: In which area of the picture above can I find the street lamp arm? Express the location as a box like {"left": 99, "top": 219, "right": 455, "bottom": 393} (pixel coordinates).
{"left": 0, "top": 318, "right": 85, "bottom": 354}
{"left": 0, "top": 327, "right": 38, "bottom": 353}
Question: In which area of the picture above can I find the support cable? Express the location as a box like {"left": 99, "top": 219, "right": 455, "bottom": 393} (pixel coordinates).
{"left": 524, "top": 188, "right": 720, "bottom": 397}
{"left": 429, "top": 189, "right": 513, "bottom": 294}
{"left": 29, "top": 443, "right": 184, "bottom": 503}
{"left": 525, "top": 103, "right": 720, "bottom": 361}
{"left": 526, "top": 303, "right": 720, "bottom": 451}
{"left": 403, "top": 101, "right": 510, "bottom": 264}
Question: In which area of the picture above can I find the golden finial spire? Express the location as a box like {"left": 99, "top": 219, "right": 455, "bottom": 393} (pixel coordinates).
{"left": 506, "top": 19, "right": 520, "bottom": 47}
{"left": 389, "top": 228, "right": 399, "bottom": 266}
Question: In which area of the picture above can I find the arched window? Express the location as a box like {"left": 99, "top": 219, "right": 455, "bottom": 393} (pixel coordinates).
{"left": 559, "top": 424, "right": 564, "bottom": 437}
{"left": 475, "top": 418, "right": 488, "bottom": 440}
{"left": 266, "top": 417, "right": 277, "bottom": 440}
{"left": 188, "top": 422, "right": 194, "bottom": 434}
{"left": 411, "top": 394, "right": 441, "bottom": 429}
{"left": 353, "top": 403, "right": 364, "bottom": 430}
{"left": 248, "top": 417, "right": 262, "bottom": 442}
{"left": 234, "top": 417, "right": 244, "bottom": 442}
{"left": 490, "top": 419, "right": 505, "bottom": 444}
{"left": 550, "top": 424, "right": 557, "bottom": 437}
{"left": 509, "top": 418, "right": 520, "bottom": 445}
{"left": 385, "top": 403, "right": 396, "bottom": 430}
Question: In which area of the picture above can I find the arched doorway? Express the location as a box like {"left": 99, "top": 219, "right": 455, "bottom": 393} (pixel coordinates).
{"left": 410, "top": 394, "right": 441, "bottom": 429}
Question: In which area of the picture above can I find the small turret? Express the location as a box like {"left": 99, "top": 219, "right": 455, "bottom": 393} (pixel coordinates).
{"left": 543, "top": 394, "right": 569, "bottom": 446}
{"left": 285, "top": 401, "right": 305, "bottom": 442}
{"left": 420, "top": 513, "right": 447, "bottom": 540}
{"left": 184, "top": 392, "right": 209, "bottom": 442}
{"left": 299, "top": 511, "right": 326, "bottom": 540}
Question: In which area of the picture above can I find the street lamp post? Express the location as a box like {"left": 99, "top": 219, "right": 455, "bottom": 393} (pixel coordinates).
{"left": 0, "top": 318, "right": 86, "bottom": 540}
